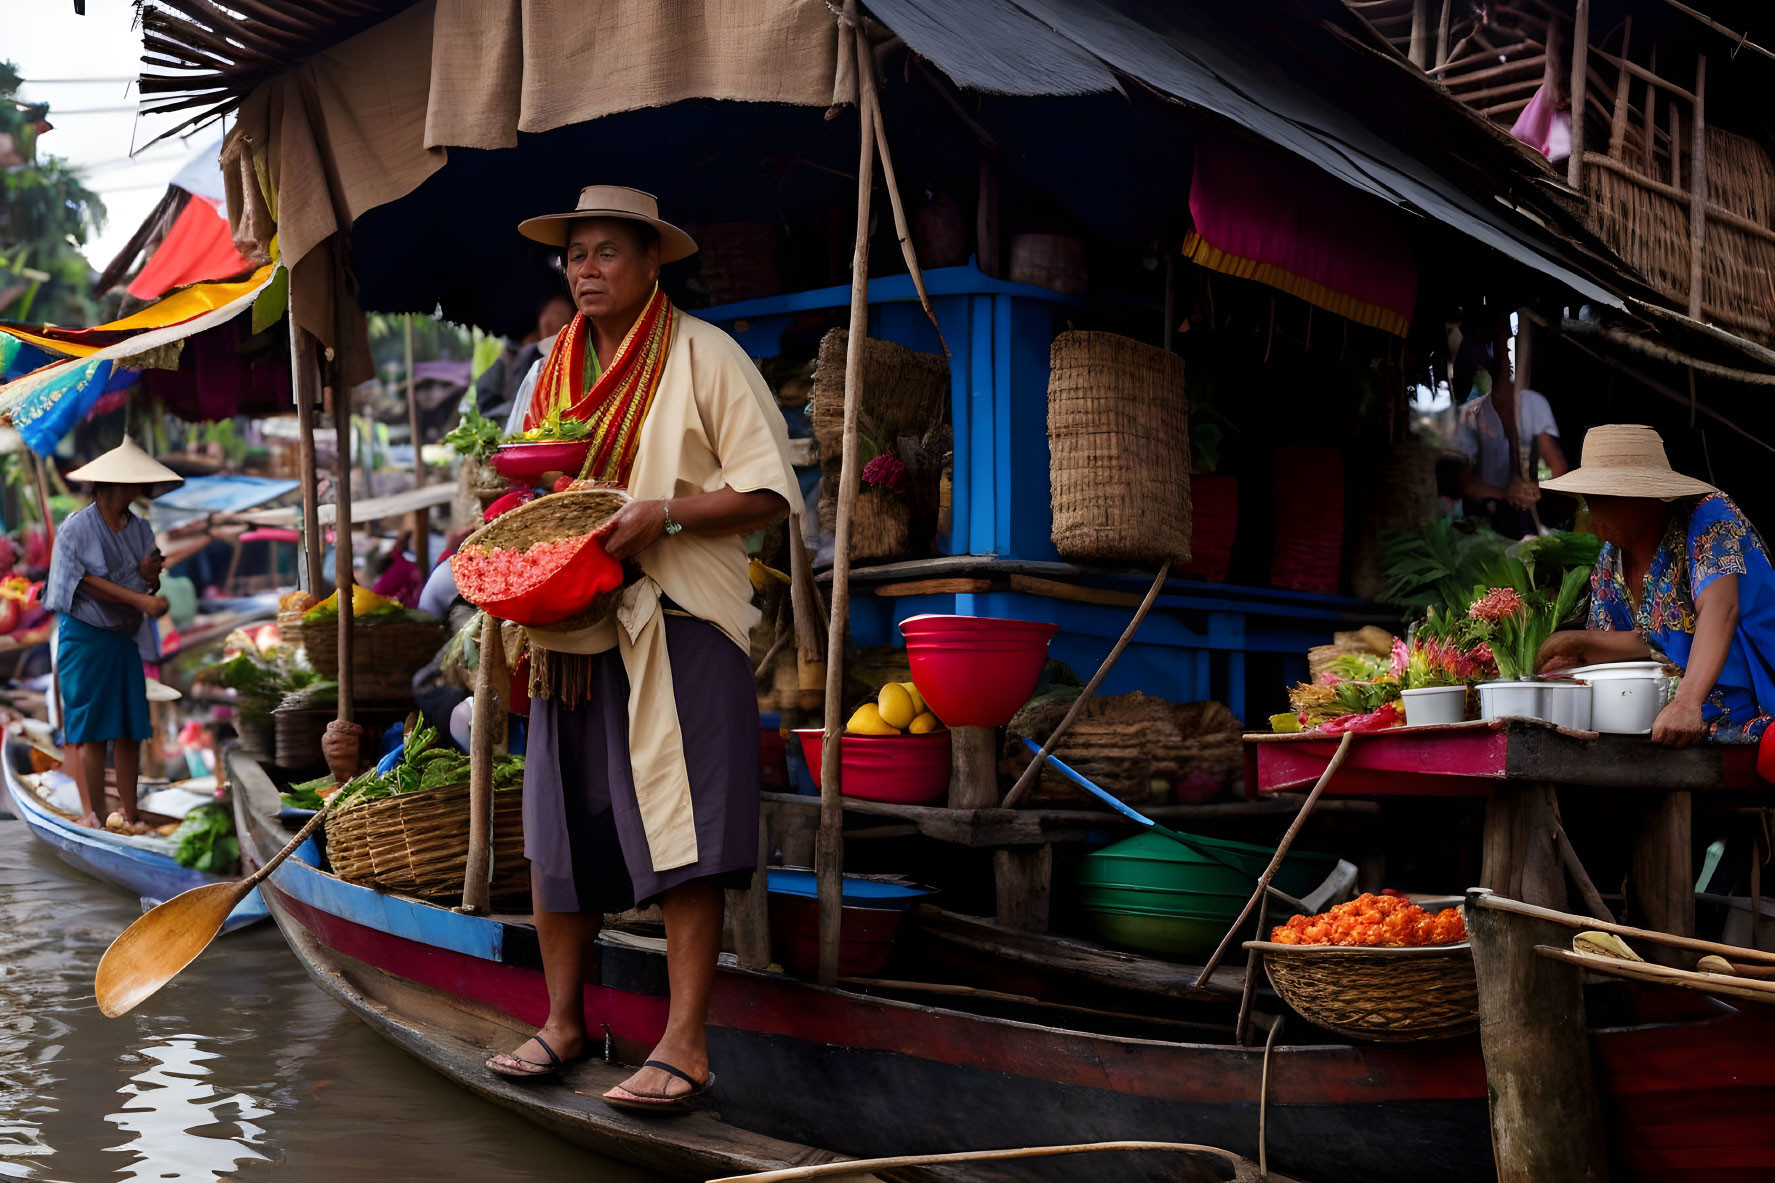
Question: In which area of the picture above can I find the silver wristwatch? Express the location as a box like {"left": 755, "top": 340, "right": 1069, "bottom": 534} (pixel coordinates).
{"left": 661, "top": 499, "right": 683, "bottom": 536}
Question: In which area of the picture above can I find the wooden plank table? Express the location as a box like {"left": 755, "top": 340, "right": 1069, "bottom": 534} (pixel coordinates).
{"left": 1247, "top": 719, "right": 1768, "bottom": 939}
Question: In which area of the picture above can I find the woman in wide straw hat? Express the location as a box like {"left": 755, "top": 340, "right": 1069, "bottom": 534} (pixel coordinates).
{"left": 43, "top": 437, "right": 180, "bottom": 830}
{"left": 476, "top": 185, "right": 800, "bottom": 1111}
{"left": 1537, "top": 424, "right": 1773, "bottom": 746}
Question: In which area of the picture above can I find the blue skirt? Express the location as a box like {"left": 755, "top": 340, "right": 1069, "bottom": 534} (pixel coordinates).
{"left": 58, "top": 614, "right": 150, "bottom": 744}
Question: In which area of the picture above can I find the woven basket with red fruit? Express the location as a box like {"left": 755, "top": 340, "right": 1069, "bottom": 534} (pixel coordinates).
{"left": 1243, "top": 893, "right": 1477, "bottom": 1042}
{"left": 452, "top": 488, "right": 629, "bottom": 628}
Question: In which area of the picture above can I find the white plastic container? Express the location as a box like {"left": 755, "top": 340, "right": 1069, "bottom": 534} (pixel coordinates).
{"left": 1478, "top": 681, "right": 1547, "bottom": 722}
{"left": 1401, "top": 685, "right": 1467, "bottom": 727}
{"left": 1589, "top": 676, "right": 1665, "bottom": 734}
{"left": 1564, "top": 661, "right": 1668, "bottom": 683}
{"left": 1539, "top": 681, "right": 1593, "bottom": 731}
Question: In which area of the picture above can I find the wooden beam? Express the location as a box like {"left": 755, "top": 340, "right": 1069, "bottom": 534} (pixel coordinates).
{"left": 404, "top": 312, "right": 428, "bottom": 572}
{"left": 1606, "top": 17, "right": 1632, "bottom": 157}
{"left": 1580, "top": 152, "right": 1775, "bottom": 244}
{"left": 1632, "top": 790, "right": 1695, "bottom": 963}
{"left": 947, "top": 726, "right": 999, "bottom": 810}
{"left": 332, "top": 372, "right": 355, "bottom": 724}
{"left": 1465, "top": 888, "right": 1609, "bottom": 1183}
{"left": 1642, "top": 45, "right": 1657, "bottom": 177}
{"left": 1005, "top": 573, "right": 1143, "bottom": 607}
{"left": 994, "top": 845, "right": 1052, "bottom": 931}
{"left": 1568, "top": 0, "right": 1589, "bottom": 188}
{"left": 460, "top": 612, "right": 503, "bottom": 914}
{"left": 1410, "top": 0, "right": 1430, "bottom": 69}
{"left": 816, "top": 8, "right": 875, "bottom": 988}
{"left": 1591, "top": 45, "right": 1695, "bottom": 106}
{"left": 872, "top": 577, "right": 995, "bottom": 597}
{"left": 1688, "top": 54, "right": 1707, "bottom": 319}
{"left": 291, "top": 322, "right": 324, "bottom": 593}
{"left": 1480, "top": 782, "right": 1565, "bottom": 908}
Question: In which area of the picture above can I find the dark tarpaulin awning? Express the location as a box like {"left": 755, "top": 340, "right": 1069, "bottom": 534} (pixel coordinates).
{"left": 866, "top": 0, "right": 1629, "bottom": 311}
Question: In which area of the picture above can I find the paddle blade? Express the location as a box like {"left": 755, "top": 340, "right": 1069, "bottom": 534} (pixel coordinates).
{"left": 95, "top": 880, "right": 244, "bottom": 1017}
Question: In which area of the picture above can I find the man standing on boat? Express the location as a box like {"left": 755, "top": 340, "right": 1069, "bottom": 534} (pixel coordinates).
{"left": 43, "top": 438, "right": 180, "bottom": 831}
{"left": 481, "top": 186, "right": 799, "bottom": 1113}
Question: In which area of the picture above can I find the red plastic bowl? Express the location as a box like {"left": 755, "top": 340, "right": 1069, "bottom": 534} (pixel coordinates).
{"left": 456, "top": 534, "right": 624, "bottom": 627}
{"left": 482, "top": 488, "right": 533, "bottom": 522}
{"left": 898, "top": 614, "right": 1059, "bottom": 727}
{"left": 770, "top": 893, "right": 903, "bottom": 977}
{"left": 793, "top": 728, "right": 951, "bottom": 804}
{"left": 489, "top": 440, "right": 593, "bottom": 482}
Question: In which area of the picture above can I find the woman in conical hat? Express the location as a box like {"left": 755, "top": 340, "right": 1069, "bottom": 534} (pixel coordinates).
{"left": 1537, "top": 425, "right": 1773, "bottom": 746}
{"left": 475, "top": 186, "right": 802, "bottom": 1111}
{"left": 43, "top": 437, "right": 180, "bottom": 830}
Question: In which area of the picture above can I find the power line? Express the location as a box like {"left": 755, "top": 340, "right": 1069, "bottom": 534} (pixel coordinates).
{"left": 18, "top": 77, "right": 135, "bottom": 85}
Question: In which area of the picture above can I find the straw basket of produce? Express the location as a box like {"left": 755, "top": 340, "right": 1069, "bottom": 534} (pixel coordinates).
{"left": 323, "top": 723, "right": 529, "bottom": 902}
{"left": 1047, "top": 331, "right": 1190, "bottom": 565}
{"left": 453, "top": 488, "right": 629, "bottom": 628}
{"left": 1244, "top": 895, "right": 1477, "bottom": 1042}
{"left": 296, "top": 586, "right": 444, "bottom": 702}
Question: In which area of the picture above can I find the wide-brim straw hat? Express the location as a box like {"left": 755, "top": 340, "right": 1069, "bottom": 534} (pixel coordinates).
{"left": 1539, "top": 424, "right": 1716, "bottom": 500}
{"left": 517, "top": 185, "right": 698, "bottom": 263}
{"left": 65, "top": 436, "right": 184, "bottom": 489}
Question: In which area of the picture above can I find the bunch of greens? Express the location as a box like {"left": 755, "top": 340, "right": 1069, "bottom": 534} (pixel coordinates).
{"left": 302, "top": 585, "right": 430, "bottom": 625}
{"left": 1465, "top": 568, "right": 1591, "bottom": 681}
{"left": 446, "top": 406, "right": 504, "bottom": 461}
{"left": 512, "top": 407, "right": 592, "bottom": 444}
{"left": 331, "top": 723, "right": 524, "bottom": 812}
{"left": 280, "top": 773, "right": 335, "bottom": 812}
{"left": 172, "top": 804, "right": 240, "bottom": 873}
{"left": 1381, "top": 520, "right": 1601, "bottom": 624}
{"left": 204, "top": 642, "right": 321, "bottom": 725}
{"left": 1287, "top": 677, "right": 1400, "bottom": 727}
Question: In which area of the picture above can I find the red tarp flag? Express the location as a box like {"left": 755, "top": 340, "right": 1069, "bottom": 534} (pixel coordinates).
{"left": 127, "top": 197, "right": 254, "bottom": 301}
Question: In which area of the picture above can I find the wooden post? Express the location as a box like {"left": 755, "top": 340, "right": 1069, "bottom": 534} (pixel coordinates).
{"left": 1435, "top": 0, "right": 1451, "bottom": 68}
{"left": 332, "top": 374, "right": 355, "bottom": 724}
{"left": 291, "top": 323, "right": 325, "bottom": 594}
{"left": 994, "top": 845, "right": 1052, "bottom": 932}
{"left": 1465, "top": 889, "right": 1609, "bottom": 1183}
{"left": 1409, "top": 0, "right": 1430, "bottom": 70}
{"left": 815, "top": 5, "right": 877, "bottom": 988}
{"left": 1688, "top": 54, "right": 1707, "bottom": 319}
{"left": 947, "top": 727, "right": 999, "bottom": 809}
{"left": 404, "top": 313, "right": 430, "bottom": 572}
{"left": 1642, "top": 46, "right": 1658, "bottom": 177}
{"left": 787, "top": 512, "right": 826, "bottom": 711}
{"left": 1631, "top": 790, "right": 1694, "bottom": 964}
{"left": 1568, "top": 0, "right": 1589, "bottom": 189}
{"left": 26, "top": 450, "right": 54, "bottom": 550}
{"left": 1606, "top": 17, "right": 1633, "bottom": 157}
{"left": 460, "top": 612, "right": 504, "bottom": 914}
{"left": 727, "top": 821, "right": 773, "bottom": 968}
{"left": 1480, "top": 782, "right": 1565, "bottom": 908}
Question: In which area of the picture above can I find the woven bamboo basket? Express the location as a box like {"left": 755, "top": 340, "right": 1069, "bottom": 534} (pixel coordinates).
{"left": 300, "top": 615, "right": 443, "bottom": 702}
{"left": 325, "top": 781, "right": 529, "bottom": 902}
{"left": 849, "top": 487, "right": 912, "bottom": 561}
{"left": 1047, "top": 331, "right": 1191, "bottom": 565}
{"left": 1246, "top": 941, "right": 1478, "bottom": 1042}
{"left": 235, "top": 714, "right": 275, "bottom": 759}
{"left": 457, "top": 488, "right": 630, "bottom": 630}
{"left": 812, "top": 330, "right": 949, "bottom": 541}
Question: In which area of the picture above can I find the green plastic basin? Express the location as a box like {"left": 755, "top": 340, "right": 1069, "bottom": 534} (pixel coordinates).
{"left": 1085, "top": 906, "right": 1266, "bottom": 959}
{"left": 1076, "top": 830, "right": 1336, "bottom": 901}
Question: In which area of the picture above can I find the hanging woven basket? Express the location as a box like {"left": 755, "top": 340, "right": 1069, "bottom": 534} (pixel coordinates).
{"left": 1047, "top": 331, "right": 1191, "bottom": 566}
{"left": 325, "top": 781, "right": 529, "bottom": 903}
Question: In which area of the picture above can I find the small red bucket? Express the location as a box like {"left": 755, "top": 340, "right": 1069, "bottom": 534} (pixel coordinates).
{"left": 793, "top": 728, "right": 951, "bottom": 804}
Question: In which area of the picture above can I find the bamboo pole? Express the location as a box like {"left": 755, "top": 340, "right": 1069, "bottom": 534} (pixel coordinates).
{"left": 862, "top": 69, "right": 947, "bottom": 356}
{"left": 290, "top": 322, "right": 325, "bottom": 593}
{"left": 26, "top": 449, "right": 54, "bottom": 551}
{"left": 1568, "top": 0, "right": 1589, "bottom": 189}
{"left": 460, "top": 612, "right": 504, "bottom": 914}
{"left": 404, "top": 313, "right": 429, "bottom": 571}
{"left": 708, "top": 1141, "right": 1244, "bottom": 1183}
{"left": 1688, "top": 54, "right": 1707, "bottom": 319}
{"left": 1606, "top": 17, "right": 1633, "bottom": 157}
{"left": 815, "top": 3, "right": 876, "bottom": 988}
{"left": 332, "top": 373, "right": 355, "bottom": 725}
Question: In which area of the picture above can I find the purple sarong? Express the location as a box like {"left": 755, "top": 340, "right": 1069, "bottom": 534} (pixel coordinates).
{"left": 523, "top": 613, "right": 760, "bottom": 913}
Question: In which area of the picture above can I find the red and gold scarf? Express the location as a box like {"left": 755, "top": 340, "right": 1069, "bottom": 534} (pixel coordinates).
{"left": 522, "top": 285, "right": 675, "bottom": 485}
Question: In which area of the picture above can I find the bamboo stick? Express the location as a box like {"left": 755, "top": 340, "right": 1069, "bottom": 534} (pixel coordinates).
{"left": 1471, "top": 888, "right": 1775, "bottom": 963}
{"left": 1001, "top": 562, "right": 1170, "bottom": 809}
{"left": 1642, "top": 46, "right": 1657, "bottom": 176}
{"left": 26, "top": 449, "right": 54, "bottom": 550}
{"left": 707, "top": 1141, "right": 1244, "bottom": 1183}
{"left": 862, "top": 64, "right": 948, "bottom": 356}
{"left": 815, "top": 3, "right": 876, "bottom": 989}
{"left": 1410, "top": 0, "right": 1430, "bottom": 69}
{"left": 1688, "top": 54, "right": 1707, "bottom": 319}
{"left": 290, "top": 322, "right": 324, "bottom": 593}
{"left": 404, "top": 312, "right": 428, "bottom": 571}
{"left": 1606, "top": 17, "right": 1632, "bottom": 156}
{"left": 332, "top": 373, "right": 355, "bottom": 725}
{"left": 1568, "top": 0, "right": 1588, "bottom": 188}
{"left": 1436, "top": 0, "right": 1451, "bottom": 67}
{"left": 1591, "top": 45, "right": 1696, "bottom": 105}
{"left": 460, "top": 612, "right": 503, "bottom": 914}
{"left": 1195, "top": 731, "right": 1355, "bottom": 988}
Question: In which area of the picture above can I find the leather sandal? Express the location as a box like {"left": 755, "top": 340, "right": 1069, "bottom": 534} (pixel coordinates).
{"left": 600, "top": 1059, "right": 715, "bottom": 1113}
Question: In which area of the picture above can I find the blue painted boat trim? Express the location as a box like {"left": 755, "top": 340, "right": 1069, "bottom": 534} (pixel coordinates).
{"left": 267, "top": 836, "right": 505, "bottom": 963}
{"left": 4, "top": 761, "right": 264, "bottom": 929}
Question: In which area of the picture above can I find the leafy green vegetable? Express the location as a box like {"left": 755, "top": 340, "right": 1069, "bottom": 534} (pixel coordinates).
{"left": 446, "top": 405, "right": 504, "bottom": 461}
{"left": 329, "top": 724, "right": 524, "bottom": 813}
{"left": 511, "top": 407, "right": 592, "bottom": 443}
{"left": 172, "top": 804, "right": 240, "bottom": 873}
{"left": 280, "top": 773, "right": 334, "bottom": 812}
{"left": 204, "top": 645, "right": 320, "bottom": 725}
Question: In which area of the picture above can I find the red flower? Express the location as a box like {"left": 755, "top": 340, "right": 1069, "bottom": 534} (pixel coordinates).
{"left": 861, "top": 453, "right": 909, "bottom": 493}
{"left": 1468, "top": 587, "right": 1524, "bottom": 623}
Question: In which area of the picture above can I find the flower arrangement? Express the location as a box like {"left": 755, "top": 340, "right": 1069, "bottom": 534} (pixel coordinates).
{"left": 1391, "top": 605, "right": 1497, "bottom": 689}
{"left": 1463, "top": 567, "right": 1589, "bottom": 681}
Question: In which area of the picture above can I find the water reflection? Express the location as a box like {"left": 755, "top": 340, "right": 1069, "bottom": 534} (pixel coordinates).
{"left": 0, "top": 822, "right": 657, "bottom": 1182}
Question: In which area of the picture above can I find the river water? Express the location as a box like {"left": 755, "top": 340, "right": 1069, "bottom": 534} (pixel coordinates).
{"left": 0, "top": 819, "right": 660, "bottom": 1182}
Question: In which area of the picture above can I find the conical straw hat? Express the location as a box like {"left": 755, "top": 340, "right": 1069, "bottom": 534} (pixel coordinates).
{"left": 1538, "top": 424, "right": 1715, "bottom": 501}
{"left": 65, "top": 437, "right": 184, "bottom": 488}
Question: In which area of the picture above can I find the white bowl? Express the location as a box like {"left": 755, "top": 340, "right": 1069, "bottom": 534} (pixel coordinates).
{"left": 1478, "top": 681, "right": 1548, "bottom": 722}
{"left": 1539, "top": 681, "right": 1593, "bottom": 730}
{"left": 1401, "top": 685, "right": 1467, "bottom": 727}
{"left": 1564, "top": 661, "right": 1667, "bottom": 682}
{"left": 1590, "top": 676, "right": 1665, "bottom": 735}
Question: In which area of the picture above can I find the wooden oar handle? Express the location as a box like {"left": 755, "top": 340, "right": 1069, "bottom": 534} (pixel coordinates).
{"left": 243, "top": 800, "right": 333, "bottom": 889}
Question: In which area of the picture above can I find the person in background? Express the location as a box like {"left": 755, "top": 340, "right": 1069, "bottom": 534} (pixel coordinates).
{"left": 1536, "top": 425, "right": 1772, "bottom": 745}
{"left": 43, "top": 439, "right": 180, "bottom": 829}
{"left": 473, "top": 293, "right": 576, "bottom": 423}
{"left": 1452, "top": 316, "right": 1568, "bottom": 537}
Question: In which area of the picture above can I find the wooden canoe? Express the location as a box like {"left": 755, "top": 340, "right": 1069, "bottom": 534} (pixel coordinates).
{"left": 4, "top": 744, "right": 266, "bottom": 932}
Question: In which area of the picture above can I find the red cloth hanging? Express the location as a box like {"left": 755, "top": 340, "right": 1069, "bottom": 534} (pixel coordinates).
{"left": 127, "top": 197, "right": 254, "bottom": 301}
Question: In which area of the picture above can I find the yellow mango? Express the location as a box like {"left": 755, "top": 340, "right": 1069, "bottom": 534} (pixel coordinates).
{"left": 876, "top": 682, "right": 916, "bottom": 731}
{"left": 847, "top": 703, "right": 901, "bottom": 736}
{"left": 908, "top": 712, "right": 939, "bottom": 734}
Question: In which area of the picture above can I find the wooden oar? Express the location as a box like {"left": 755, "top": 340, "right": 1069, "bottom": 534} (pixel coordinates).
{"left": 95, "top": 804, "right": 331, "bottom": 1017}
